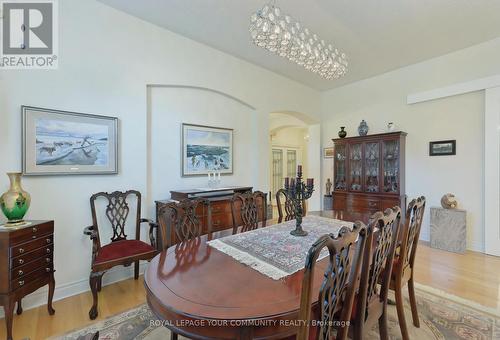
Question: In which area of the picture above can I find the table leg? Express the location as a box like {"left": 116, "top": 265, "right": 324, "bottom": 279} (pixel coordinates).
{"left": 3, "top": 296, "right": 14, "bottom": 340}
{"left": 48, "top": 274, "right": 55, "bottom": 315}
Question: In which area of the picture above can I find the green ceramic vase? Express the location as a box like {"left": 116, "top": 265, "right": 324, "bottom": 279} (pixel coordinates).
{"left": 0, "top": 172, "right": 31, "bottom": 225}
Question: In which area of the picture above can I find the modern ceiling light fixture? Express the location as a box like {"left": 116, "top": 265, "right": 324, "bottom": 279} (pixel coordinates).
{"left": 249, "top": 1, "right": 348, "bottom": 80}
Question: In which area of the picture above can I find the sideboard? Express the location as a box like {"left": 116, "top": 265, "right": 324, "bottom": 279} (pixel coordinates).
{"left": 0, "top": 220, "right": 55, "bottom": 340}
{"left": 332, "top": 132, "right": 407, "bottom": 216}
{"left": 156, "top": 186, "right": 255, "bottom": 248}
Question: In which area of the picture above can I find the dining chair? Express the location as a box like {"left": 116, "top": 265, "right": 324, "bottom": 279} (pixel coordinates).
{"left": 156, "top": 198, "right": 211, "bottom": 250}
{"left": 351, "top": 207, "right": 401, "bottom": 340}
{"left": 157, "top": 198, "right": 210, "bottom": 340}
{"left": 83, "top": 190, "right": 158, "bottom": 320}
{"left": 389, "top": 196, "right": 426, "bottom": 340}
{"left": 231, "top": 191, "right": 267, "bottom": 234}
{"left": 276, "top": 188, "right": 306, "bottom": 223}
{"left": 297, "top": 222, "right": 368, "bottom": 340}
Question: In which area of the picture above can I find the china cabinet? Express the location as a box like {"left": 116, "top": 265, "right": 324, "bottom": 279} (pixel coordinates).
{"left": 332, "top": 132, "right": 407, "bottom": 215}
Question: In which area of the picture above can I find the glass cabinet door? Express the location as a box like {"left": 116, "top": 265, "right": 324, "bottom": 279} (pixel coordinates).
{"left": 382, "top": 140, "right": 400, "bottom": 193}
{"left": 364, "top": 142, "right": 380, "bottom": 193}
{"left": 334, "top": 144, "right": 347, "bottom": 191}
{"left": 349, "top": 143, "right": 363, "bottom": 192}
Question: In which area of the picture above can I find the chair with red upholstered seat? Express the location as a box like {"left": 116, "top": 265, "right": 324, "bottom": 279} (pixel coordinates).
{"left": 389, "top": 196, "right": 426, "bottom": 340}
{"left": 84, "top": 190, "right": 158, "bottom": 320}
{"left": 297, "top": 222, "right": 368, "bottom": 340}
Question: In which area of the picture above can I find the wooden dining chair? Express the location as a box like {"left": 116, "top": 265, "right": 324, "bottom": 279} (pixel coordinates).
{"left": 389, "top": 196, "right": 426, "bottom": 340}
{"left": 83, "top": 190, "right": 158, "bottom": 320}
{"left": 351, "top": 207, "right": 401, "bottom": 340}
{"left": 297, "top": 222, "right": 368, "bottom": 340}
{"left": 156, "top": 198, "right": 211, "bottom": 250}
{"left": 276, "top": 188, "right": 306, "bottom": 223}
{"left": 157, "top": 198, "right": 210, "bottom": 340}
{"left": 231, "top": 191, "right": 267, "bottom": 234}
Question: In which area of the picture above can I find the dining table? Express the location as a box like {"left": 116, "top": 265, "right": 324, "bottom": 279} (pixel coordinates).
{"left": 144, "top": 210, "right": 372, "bottom": 340}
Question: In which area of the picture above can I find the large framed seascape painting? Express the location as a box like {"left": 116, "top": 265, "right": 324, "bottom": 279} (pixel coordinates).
{"left": 182, "top": 123, "right": 233, "bottom": 176}
{"left": 22, "top": 106, "right": 118, "bottom": 175}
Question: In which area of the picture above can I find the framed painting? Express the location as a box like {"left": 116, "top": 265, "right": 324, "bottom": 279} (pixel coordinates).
{"left": 323, "top": 147, "right": 334, "bottom": 158}
{"left": 182, "top": 123, "right": 233, "bottom": 176}
{"left": 22, "top": 106, "right": 118, "bottom": 175}
{"left": 429, "top": 140, "right": 456, "bottom": 156}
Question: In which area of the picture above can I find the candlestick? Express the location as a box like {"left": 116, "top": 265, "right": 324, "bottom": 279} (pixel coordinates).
{"left": 284, "top": 165, "right": 314, "bottom": 237}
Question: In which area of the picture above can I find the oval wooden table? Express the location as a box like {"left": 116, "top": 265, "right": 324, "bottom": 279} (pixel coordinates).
{"left": 144, "top": 210, "right": 371, "bottom": 340}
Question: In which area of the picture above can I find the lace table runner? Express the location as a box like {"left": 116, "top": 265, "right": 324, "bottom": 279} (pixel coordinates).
{"left": 207, "top": 215, "right": 354, "bottom": 280}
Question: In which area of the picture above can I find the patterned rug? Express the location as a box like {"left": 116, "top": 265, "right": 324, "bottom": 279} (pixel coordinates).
{"left": 208, "top": 215, "right": 354, "bottom": 280}
{"left": 50, "top": 284, "right": 500, "bottom": 340}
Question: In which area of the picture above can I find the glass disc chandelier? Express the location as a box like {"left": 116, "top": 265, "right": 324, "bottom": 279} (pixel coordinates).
{"left": 249, "top": 1, "right": 348, "bottom": 80}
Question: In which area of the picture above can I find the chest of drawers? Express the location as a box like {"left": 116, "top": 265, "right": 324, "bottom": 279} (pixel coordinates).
{"left": 0, "top": 220, "right": 55, "bottom": 340}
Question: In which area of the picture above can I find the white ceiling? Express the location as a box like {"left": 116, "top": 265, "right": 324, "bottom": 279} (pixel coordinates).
{"left": 98, "top": 0, "right": 500, "bottom": 90}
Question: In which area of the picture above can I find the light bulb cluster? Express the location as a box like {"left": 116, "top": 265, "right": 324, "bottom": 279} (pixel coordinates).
{"left": 249, "top": 3, "right": 348, "bottom": 80}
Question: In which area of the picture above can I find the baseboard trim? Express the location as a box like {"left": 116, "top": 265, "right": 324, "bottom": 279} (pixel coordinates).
{"left": 0, "top": 262, "right": 148, "bottom": 319}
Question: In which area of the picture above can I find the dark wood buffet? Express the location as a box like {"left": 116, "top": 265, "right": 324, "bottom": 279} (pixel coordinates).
{"left": 332, "top": 131, "right": 407, "bottom": 216}
{"left": 0, "top": 221, "right": 55, "bottom": 340}
{"left": 156, "top": 186, "right": 264, "bottom": 248}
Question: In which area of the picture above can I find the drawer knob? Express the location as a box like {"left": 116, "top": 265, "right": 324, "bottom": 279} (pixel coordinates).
{"left": 18, "top": 280, "right": 24, "bottom": 286}
{"left": 46, "top": 248, "right": 51, "bottom": 254}
{"left": 32, "top": 227, "right": 38, "bottom": 233}
{"left": 46, "top": 267, "right": 51, "bottom": 273}
{"left": 18, "top": 259, "right": 24, "bottom": 265}
{"left": 18, "top": 248, "right": 24, "bottom": 254}
{"left": 46, "top": 238, "right": 51, "bottom": 244}
{"left": 46, "top": 258, "right": 51, "bottom": 263}
{"left": 18, "top": 270, "right": 23, "bottom": 276}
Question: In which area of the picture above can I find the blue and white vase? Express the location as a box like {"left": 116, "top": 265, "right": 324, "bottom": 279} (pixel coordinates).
{"left": 358, "top": 120, "right": 369, "bottom": 136}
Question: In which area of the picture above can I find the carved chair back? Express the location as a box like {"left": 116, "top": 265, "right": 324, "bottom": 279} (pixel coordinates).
{"left": 90, "top": 190, "right": 143, "bottom": 250}
{"left": 275, "top": 188, "right": 306, "bottom": 223}
{"left": 356, "top": 207, "right": 401, "bottom": 328}
{"left": 298, "top": 222, "right": 368, "bottom": 340}
{"left": 157, "top": 199, "right": 211, "bottom": 251}
{"left": 399, "top": 196, "right": 426, "bottom": 271}
{"left": 231, "top": 191, "right": 267, "bottom": 234}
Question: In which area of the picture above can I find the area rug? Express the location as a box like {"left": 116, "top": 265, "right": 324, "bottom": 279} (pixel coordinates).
{"left": 208, "top": 215, "right": 354, "bottom": 280}
{"left": 50, "top": 284, "right": 500, "bottom": 340}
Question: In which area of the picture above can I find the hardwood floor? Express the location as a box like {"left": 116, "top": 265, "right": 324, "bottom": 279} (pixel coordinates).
{"left": 1, "top": 244, "right": 500, "bottom": 340}
{"left": 414, "top": 243, "right": 500, "bottom": 309}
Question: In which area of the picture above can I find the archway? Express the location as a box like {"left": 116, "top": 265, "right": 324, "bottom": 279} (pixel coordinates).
{"left": 269, "top": 111, "right": 321, "bottom": 213}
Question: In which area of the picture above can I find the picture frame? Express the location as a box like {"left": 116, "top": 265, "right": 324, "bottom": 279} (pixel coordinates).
{"left": 323, "top": 147, "right": 334, "bottom": 158}
{"left": 181, "top": 123, "right": 233, "bottom": 176}
{"left": 22, "top": 106, "right": 119, "bottom": 175}
{"left": 429, "top": 140, "right": 456, "bottom": 156}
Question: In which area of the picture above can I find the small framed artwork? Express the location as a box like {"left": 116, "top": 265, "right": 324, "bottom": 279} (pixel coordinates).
{"left": 429, "top": 140, "right": 456, "bottom": 156}
{"left": 323, "top": 147, "right": 334, "bottom": 158}
{"left": 182, "top": 123, "right": 233, "bottom": 176}
{"left": 22, "top": 106, "right": 118, "bottom": 175}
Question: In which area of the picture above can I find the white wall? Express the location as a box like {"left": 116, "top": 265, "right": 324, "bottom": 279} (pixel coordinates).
{"left": 149, "top": 86, "right": 259, "bottom": 216}
{"left": 321, "top": 38, "right": 500, "bottom": 252}
{"left": 0, "top": 0, "right": 320, "bottom": 312}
